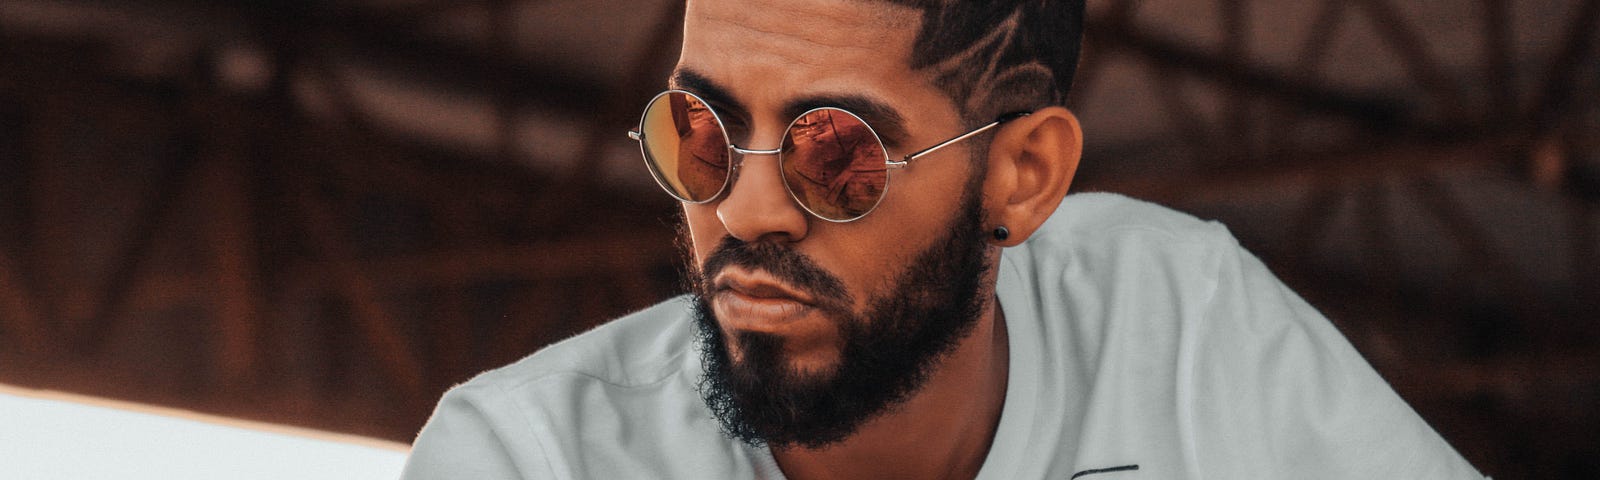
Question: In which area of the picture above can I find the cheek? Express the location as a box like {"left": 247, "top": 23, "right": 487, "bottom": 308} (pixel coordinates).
{"left": 682, "top": 203, "right": 724, "bottom": 265}
{"left": 838, "top": 240, "right": 912, "bottom": 306}
{"left": 834, "top": 184, "right": 972, "bottom": 299}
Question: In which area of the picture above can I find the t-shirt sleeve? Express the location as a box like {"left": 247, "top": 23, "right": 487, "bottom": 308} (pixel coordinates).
{"left": 401, "top": 384, "right": 554, "bottom": 480}
{"left": 1181, "top": 231, "right": 1486, "bottom": 479}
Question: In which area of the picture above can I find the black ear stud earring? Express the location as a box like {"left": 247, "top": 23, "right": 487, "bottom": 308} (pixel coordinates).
{"left": 992, "top": 226, "right": 1010, "bottom": 242}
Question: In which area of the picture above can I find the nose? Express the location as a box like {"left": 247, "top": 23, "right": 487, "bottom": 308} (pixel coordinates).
{"left": 717, "top": 147, "right": 809, "bottom": 243}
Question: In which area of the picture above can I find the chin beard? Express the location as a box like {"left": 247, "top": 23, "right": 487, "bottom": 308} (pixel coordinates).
{"left": 687, "top": 188, "right": 993, "bottom": 449}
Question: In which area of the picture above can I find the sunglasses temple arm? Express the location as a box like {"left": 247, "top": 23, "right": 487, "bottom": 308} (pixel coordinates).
{"left": 895, "top": 111, "right": 1031, "bottom": 165}
{"left": 627, "top": 129, "right": 641, "bottom": 141}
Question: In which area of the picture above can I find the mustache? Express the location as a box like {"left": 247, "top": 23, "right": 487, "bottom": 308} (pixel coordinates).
{"left": 695, "top": 236, "right": 853, "bottom": 313}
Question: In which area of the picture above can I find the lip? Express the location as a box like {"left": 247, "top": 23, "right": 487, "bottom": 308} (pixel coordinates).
{"left": 711, "top": 268, "right": 814, "bottom": 329}
{"left": 715, "top": 268, "right": 815, "bottom": 304}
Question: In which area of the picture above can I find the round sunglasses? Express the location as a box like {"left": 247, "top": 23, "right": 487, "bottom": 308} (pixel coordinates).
{"left": 627, "top": 90, "right": 1028, "bottom": 222}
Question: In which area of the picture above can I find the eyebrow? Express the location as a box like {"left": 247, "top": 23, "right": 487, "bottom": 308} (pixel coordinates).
{"left": 670, "top": 69, "right": 746, "bottom": 119}
{"left": 668, "top": 68, "right": 912, "bottom": 150}
{"left": 782, "top": 94, "right": 909, "bottom": 150}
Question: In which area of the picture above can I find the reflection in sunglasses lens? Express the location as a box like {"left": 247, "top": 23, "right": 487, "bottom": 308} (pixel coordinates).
{"left": 782, "top": 109, "right": 887, "bottom": 221}
{"left": 644, "top": 92, "right": 730, "bottom": 202}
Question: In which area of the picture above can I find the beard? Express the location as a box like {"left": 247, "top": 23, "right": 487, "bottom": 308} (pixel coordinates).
{"left": 684, "top": 185, "right": 994, "bottom": 449}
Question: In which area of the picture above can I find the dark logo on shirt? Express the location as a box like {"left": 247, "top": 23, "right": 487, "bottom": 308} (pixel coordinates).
{"left": 1071, "top": 464, "right": 1140, "bottom": 479}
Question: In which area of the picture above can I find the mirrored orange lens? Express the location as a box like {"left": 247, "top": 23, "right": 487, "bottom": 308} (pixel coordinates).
{"left": 781, "top": 108, "right": 889, "bottom": 221}
{"left": 640, "top": 91, "right": 730, "bottom": 202}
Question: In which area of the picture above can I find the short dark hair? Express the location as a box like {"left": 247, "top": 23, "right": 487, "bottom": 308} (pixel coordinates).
{"left": 876, "top": 0, "right": 1085, "bottom": 125}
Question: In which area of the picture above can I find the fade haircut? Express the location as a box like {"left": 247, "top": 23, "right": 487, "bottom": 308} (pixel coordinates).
{"left": 875, "top": 0, "right": 1085, "bottom": 126}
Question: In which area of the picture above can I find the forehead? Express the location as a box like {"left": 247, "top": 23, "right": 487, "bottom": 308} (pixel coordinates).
{"left": 678, "top": 0, "right": 935, "bottom": 116}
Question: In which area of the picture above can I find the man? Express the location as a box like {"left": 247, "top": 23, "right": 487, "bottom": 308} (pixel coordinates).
{"left": 402, "top": 0, "right": 1487, "bottom": 478}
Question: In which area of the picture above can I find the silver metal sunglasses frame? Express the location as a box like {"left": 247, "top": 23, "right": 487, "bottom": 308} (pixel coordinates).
{"left": 627, "top": 89, "right": 1028, "bottom": 222}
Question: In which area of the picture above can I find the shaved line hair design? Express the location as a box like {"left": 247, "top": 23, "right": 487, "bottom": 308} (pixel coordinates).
{"left": 875, "top": 0, "right": 1085, "bottom": 126}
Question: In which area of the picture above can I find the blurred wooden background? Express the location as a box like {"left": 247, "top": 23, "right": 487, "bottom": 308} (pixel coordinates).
{"left": 0, "top": 0, "right": 1596, "bottom": 478}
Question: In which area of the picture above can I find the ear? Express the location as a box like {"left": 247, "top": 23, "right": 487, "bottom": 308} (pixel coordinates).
{"left": 980, "top": 106, "right": 1082, "bottom": 246}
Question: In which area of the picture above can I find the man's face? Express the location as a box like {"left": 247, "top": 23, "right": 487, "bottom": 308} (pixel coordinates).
{"left": 677, "top": 0, "right": 996, "bottom": 447}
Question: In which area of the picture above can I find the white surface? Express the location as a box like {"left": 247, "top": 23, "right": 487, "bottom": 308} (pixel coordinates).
{"left": 0, "top": 387, "right": 408, "bottom": 480}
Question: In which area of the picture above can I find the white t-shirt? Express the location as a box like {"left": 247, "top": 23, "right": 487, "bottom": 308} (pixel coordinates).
{"left": 401, "top": 193, "right": 1485, "bottom": 479}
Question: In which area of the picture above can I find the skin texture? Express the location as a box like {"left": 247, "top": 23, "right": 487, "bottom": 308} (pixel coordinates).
{"left": 675, "top": 0, "right": 1083, "bottom": 478}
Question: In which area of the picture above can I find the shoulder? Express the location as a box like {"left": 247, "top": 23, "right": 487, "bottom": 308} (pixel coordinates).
{"left": 1030, "top": 192, "right": 1233, "bottom": 249}
{"left": 995, "top": 194, "right": 1486, "bottom": 478}
{"left": 463, "top": 295, "right": 699, "bottom": 393}
{"left": 1004, "top": 192, "right": 1239, "bottom": 295}
{"left": 405, "top": 296, "right": 734, "bottom": 479}
{"left": 994, "top": 193, "right": 1245, "bottom": 393}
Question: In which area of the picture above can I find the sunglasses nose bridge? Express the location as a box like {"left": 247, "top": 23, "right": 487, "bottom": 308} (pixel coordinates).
{"left": 730, "top": 145, "right": 783, "bottom": 156}
{"left": 724, "top": 145, "right": 783, "bottom": 178}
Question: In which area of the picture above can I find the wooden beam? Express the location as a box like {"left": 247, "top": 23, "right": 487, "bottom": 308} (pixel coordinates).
{"left": 1481, "top": 0, "right": 1515, "bottom": 123}
{"left": 0, "top": 251, "right": 49, "bottom": 355}
{"left": 489, "top": 0, "right": 519, "bottom": 166}
{"left": 427, "top": 183, "right": 480, "bottom": 387}
{"left": 314, "top": 1, "right": 615, "bottom": 117}
{"left": 290, "top": 176, "right": 429, "bottom": 399}
{"left": 428, "top": 286, "right": 474, "bottom": 387}
{"left": 278, "top": 235, "right": 678, "bottom": 294}
{"left": 28, "top": 91, "right": 77, "bottom": 344}
{"left": 1294, "top": 0, "right": 1346, "bottom": 76}
{"left": 1219, "top": 0, "right": 1253, "bottom": 161}
{"left": 1086, "top": 15, "right": 1413, "bottom": 135}
{"left": 198, "top": 113, "right": 263, "bottom": 389}
{"left": 1350, "top": 0, "right": 1469, "bottom": 121}
{"left": 1570, "top": 200, "right": 1598, "bottom": 311}
{"left": 1408, "top": 175, "right": 1536, "bottom": 305}
{"left": 1089, "top": 139, "right": 1504, "bottom": 206}
{"left": 2, "top": 78, "right": 50, "bottom": 357}
{"left": 1527, "top": 0, "right": 1600, "bottom": 134}
{"left": 490, "top": 282, "right": 560, "bottom": 365}
{"left": 1280, "top": 182, "right": 1344, "bottom": 273}
{"left": 1358, "top": 182, "right": 1404, "bottom": 302}
{"left": 565, "top": 0, "right": 685, "bottom": 193}
{"left": 1386, "top": 350, "right": 1600, "bottom": 400}
{"left": 76, "top": 142, "right": 201, "bottom": 353}
{"left": 1267, "top": 0, "right": 1348, "bottom": 158}
{"left": 1150, "top": 63, "right": 1215, "bottom": 164}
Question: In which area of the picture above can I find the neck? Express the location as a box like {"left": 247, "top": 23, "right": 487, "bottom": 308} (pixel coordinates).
{"left": 772, "top": 296, "right": 1010, "bottom": 480}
